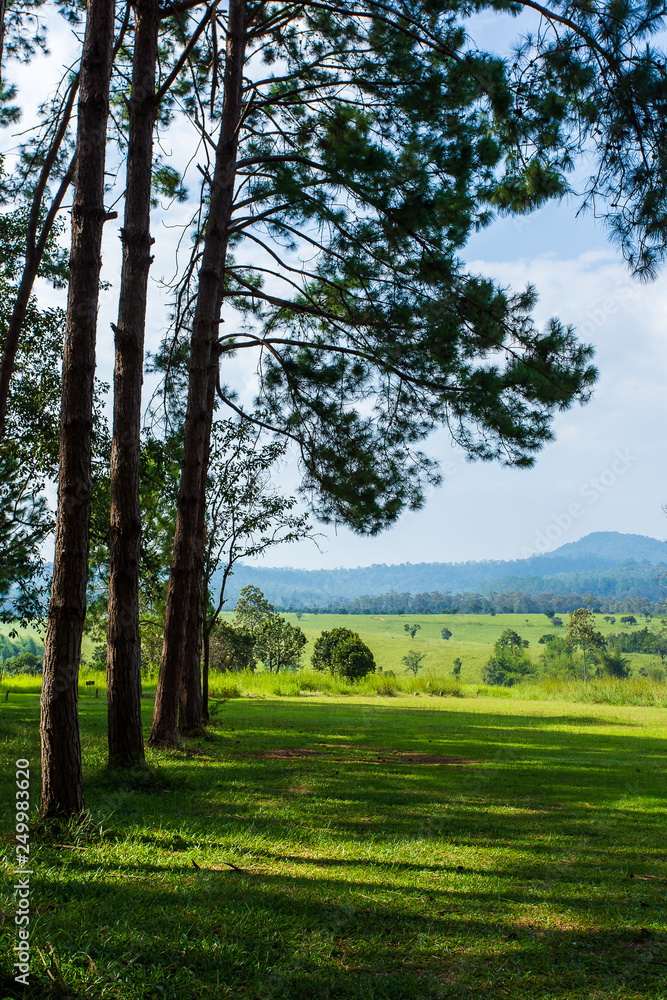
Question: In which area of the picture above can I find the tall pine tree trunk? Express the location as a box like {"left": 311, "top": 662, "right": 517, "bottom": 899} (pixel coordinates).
{"left": 149, "top": 0, "right": 246, "bottom": 746}
{"left": 106, "top": 0, "right": 160, "bottom": 769}
{"left": 40, "top": 0, "right": 116, "bottom": 818}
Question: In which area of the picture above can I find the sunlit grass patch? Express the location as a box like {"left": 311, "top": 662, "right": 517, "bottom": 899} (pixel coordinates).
{"left": 1, "top": 691, "right": 666, "bottom": 998}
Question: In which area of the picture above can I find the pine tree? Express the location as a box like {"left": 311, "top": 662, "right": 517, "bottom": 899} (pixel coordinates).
{"left": 152, "top": 0, "right": 609, "bottom": 743}
{"left": 39, "top": 0, "right": 117, "bottom": 818}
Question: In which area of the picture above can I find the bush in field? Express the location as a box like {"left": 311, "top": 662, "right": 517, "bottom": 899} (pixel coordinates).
{"left": 639, "top": 663, "right": 666, "bottom": 681}
{"left": 2, "top": 651, "right": 42, "bottom": 677}
{"left": 452, "top": 657, "right": 462, "bottom": 677}
{"left": 312, "top": 627, "right": 376, "bottom": 680}
{"left": 312, "top": 627, "right": 356, "bottom": 672}
{"left": 595, "top": 645, "right": 631, "bottom": 678}
{"left": 483, "top": 630, "right": 534, "bottom": 687}
{"left": 331, "top": 636, "right": 376, "bottom": 680}
{"left": 539, "top": 635, "right": 577, "bottom": 676}
{"left": 91, "top": 644, "right": 106, "bottom": 671}
{"left": 209, "top": 622, "right": 256, "bottom": 673}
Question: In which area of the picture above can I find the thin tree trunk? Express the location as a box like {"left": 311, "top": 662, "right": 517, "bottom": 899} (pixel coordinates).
{"left": 149, "top": 0, "right": 247, "bottom": 746}
{"left": 202, "top": 616, "right": 210, "bottom": 724}
{"left": 40, "top": 0, "right": 116, "bottom": 819}
{"left": 106, "top": 0, "right": 160, "bottom": 769}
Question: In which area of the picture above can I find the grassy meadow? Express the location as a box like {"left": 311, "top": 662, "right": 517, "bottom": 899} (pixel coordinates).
{"left": 261, "top": 611, "right": 665, "bottom": 681}
{"left": 1, "top": 689, "right": 666, "bottom": 999}
{"left": 2, "top": 613, "right": 666, "bottom": 706}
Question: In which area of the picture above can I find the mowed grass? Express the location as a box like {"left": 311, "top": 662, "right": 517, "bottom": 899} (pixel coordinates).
{"left": 1, "top": 691, "right": 666, "bottom": 999}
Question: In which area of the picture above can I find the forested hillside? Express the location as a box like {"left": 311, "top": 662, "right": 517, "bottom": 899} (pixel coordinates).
{"left": 210, "top": 532, "right": 667, "bottom": 610}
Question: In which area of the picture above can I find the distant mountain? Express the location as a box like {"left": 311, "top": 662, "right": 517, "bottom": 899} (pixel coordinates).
{"left": 212, "top": 531, "right": 667, "bottom": 607}
{"left": 544, "top": 531, "right": 667, "bottom": 564}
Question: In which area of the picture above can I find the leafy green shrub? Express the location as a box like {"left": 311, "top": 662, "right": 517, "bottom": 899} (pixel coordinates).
{"left": 595, "top": 645, "right": 631, "bottom": 678}
{"left": 2, "top": 651, "right": 42, "bottom": 677}
{"left": 374, "top": 677, "right": 397, "bottom": 696}
{"left": 482, "top": 630, "right": 534, "bottom": 687}
{"left": 429, "top": 679, "right": 462, "bottom": 697}
{"left": 331, "top": 636, "right": 376, "bottom": 680}
{"left": 539, "top": 635, "right": 577, "bottom": 676}
{"left": 312, "top": 627, "right": 376, "bottom": 680}
{"left": 312, "top": 627, "right": 357, "bottom": 671}
{"left": 639, "top": 664, "right": 666, "bottom": 682}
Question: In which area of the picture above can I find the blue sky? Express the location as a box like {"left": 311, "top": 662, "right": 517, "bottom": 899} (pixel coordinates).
{"left": 10, "top": 10, "right": 667, "bottom": 571}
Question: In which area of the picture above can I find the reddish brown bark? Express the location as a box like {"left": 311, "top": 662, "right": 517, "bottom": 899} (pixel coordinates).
{"left": 150, "top": 0, "right": 247, "bottom": 746}
{"left": 40, "top": 0, "right": 116, "bottom": 818}
{"left": 106, "top": 0, "right": 161, "bottom": 769}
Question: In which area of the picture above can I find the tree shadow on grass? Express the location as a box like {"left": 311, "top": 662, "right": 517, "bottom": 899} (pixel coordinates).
{"left": 3, "top": 697, "right": 667, "bottom": 998}
{"left": 23, "top": 860, "right": 667, "bottom": 1000}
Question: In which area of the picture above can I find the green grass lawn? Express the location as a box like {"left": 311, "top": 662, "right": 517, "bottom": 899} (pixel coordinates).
{"left": 1, "top": 691, "right": 666, "bottom": 999}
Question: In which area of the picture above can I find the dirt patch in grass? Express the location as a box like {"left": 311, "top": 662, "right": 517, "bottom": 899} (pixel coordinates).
{"left": 250, "top": 745, "right": 479, "bottom": 765}
{"left": 388, "top": 752, "right": 479, "bottom": 765}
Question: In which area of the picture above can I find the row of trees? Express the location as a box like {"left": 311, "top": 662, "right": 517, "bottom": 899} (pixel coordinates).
{"left": 273, "top": 590, "right": 667, "bottom": 616}
{"left": 2, "top": 0, "right": 667, "bottom": 816}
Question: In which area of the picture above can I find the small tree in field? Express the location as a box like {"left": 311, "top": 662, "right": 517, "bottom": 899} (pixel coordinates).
{"left": 312, "top": 628, "right": 356, "bottom": 672}
{"left": 404, "top": 623, "right": 421, "bottom": 640}
{"left": 496, "top": 629, "right": 529, "bottom": 651}
{"left": 209, "top": 623, "right": 255, "bottom": 674}
{"left": 255, "top": 615, "right": 306, "bottom": 674}
{"left": 234, "top": 586, "right": 275, "bottom": 639}
{"left": 452, "top": 658, "right": 462, "bottom": 678}
{"left": 567, "top": 609, "right": 605, "bottom": 683}
{"left": 441, "top": 628, "right": 452, "bottom": 641}
{"left": 539, "top": 636, "right": 577, "bottom": 676}
{"left": 402, "top": 650, "right": 426, "bottom": 676}
{"left": 483, "top": 631, "right": 534, "bottom": 687}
